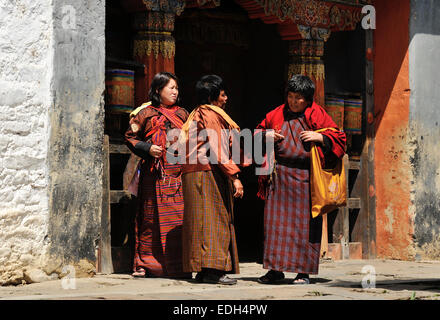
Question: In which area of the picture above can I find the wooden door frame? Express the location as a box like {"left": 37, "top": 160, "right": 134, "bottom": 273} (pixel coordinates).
{"left": 363, "top": 29, "right": 377, "bottom": 259}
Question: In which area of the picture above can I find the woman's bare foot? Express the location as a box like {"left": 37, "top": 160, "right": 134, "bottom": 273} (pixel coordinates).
{"left": 132, "top": 269, "right": 146, "bottom": 277}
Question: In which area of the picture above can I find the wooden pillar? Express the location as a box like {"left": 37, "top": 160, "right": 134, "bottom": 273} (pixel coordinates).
{"left": 99, "top": 135, "right": 114, "bottom": 274}
{"left": 132, "top": 11, "right": 176, "bottom": 107}
{"left": 287, "top": 39, "right": 326, "bottom": 107}
{"left": 365, "top": 29, "right": 376, "bottom": 259}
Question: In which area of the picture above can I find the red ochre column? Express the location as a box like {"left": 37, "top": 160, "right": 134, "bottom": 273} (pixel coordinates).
{"left": 133, "top": 11, "right": 176, "bottom": 107}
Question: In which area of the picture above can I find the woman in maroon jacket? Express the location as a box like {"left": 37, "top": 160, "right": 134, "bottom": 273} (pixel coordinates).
{"left": 125, "top": 72, "right": 189, "bottom": 278}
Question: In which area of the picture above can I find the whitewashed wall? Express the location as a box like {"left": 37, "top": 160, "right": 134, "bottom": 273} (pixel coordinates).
{"left": 0, "top": 0, "right": 106, "bottom": 285}
{"left": 0, "top": 1, "right": 53, "bottom": 285}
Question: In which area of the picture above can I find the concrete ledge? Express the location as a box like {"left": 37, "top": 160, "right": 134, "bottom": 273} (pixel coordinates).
{"left": 328, "top": 243, "right": 342, "bottom": 260}
{"left": 349, "top": 242, "right": 363, "bottom": 260}
{"left": 327, "top": 242, "right": 363, "bottom": 260}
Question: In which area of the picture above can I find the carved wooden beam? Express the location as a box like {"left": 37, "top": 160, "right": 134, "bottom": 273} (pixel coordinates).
{"left": 235, "top": 0, "right": 369, "bottom": 40}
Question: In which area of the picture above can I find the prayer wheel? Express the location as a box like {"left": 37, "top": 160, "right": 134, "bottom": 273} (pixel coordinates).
{"left": 324, "top": 96, "right": 345, "bottom": 130}
{"left": 105, "top": 69, "right": 135, "bottom": 114}
{"left": 344, "top": 98, "right": 363, "bottom": 135}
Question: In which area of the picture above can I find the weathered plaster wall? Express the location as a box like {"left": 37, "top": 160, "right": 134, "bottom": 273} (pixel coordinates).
{"left": 409, "top": 0, "right": 440, "bottom": 260}
{"left": 0, "top": 0, "right": 53, "bottom": 285}
{"left": 46, "top": 1, "right": 105, "bottom": 274}
{"left": 0, "top": 1, "right": 105, "bottom": 285}
{"left": 374, "top": 0, "right": 415, "bottom": 260}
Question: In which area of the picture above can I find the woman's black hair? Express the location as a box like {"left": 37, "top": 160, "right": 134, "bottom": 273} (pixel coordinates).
{"left": 148, "top": 72, "right": 180, "bottom": 107}
{"left": 195, "top": 74, "right": 225, "bottom": 106}
{"left": 285, "top": 74, "right": 315, "bottom": 104}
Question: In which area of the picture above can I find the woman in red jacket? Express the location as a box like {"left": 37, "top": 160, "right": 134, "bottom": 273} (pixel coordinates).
{"left": 256, "top": 75, "right": 346, "bottom": 285}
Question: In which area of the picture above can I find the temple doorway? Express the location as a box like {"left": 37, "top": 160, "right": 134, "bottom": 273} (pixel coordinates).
{"left": 174, "top": 1, "right": 288, "bottom": 262}
{"left": 102, "top": 0, "right": 372, "bottom": 274}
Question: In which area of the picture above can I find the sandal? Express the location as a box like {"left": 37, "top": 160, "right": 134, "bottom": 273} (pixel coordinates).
{"left": 195, "top": 271, "right": 204, "bottom": 283}
{"left": 132, "top": 269, "right": 146, "bottom": 278}
{"left": 257, "top": 270, "right": 285, "bottom": 284}
{"left": 292, "top": 273, "right": 310, "bottom": 285}
{"left": 202, "top": 273, "right": 237, "bottom": 285}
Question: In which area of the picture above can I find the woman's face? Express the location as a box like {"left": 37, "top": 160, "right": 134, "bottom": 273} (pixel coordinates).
{"left": 287, "top": 92, "right": 309, "bottom": 113}
{"left": 159, "top": 79, "right": 178, "bottom": 106}
{"left": 211, "top": 90, "right": 228, "bottom": 109}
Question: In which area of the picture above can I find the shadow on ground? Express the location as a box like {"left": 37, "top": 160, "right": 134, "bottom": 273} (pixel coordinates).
{"left": 326, "top": 278, "right": 440, "bottom": 292}
{"left": 238, "top": 277, "right": 332, "bottom": 285}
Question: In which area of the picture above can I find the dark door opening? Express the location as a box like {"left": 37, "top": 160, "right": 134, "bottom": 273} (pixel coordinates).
{"left": 175, "top": 1, "right": 288, "bottom": 262}
{"left": 323, "top": 25, "right": 371, "bottom": 258}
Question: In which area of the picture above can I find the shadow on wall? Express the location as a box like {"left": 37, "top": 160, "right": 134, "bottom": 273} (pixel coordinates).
{"left": 373, "top": 0, "right": 413, "bottom": 260}
{"left": 373, "top": 0, "right": 411, "bottom": 133}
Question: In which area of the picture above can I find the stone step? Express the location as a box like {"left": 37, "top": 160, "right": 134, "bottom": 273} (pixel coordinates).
{"left": 327, "top": 242, "right": 363, "bottom": 260}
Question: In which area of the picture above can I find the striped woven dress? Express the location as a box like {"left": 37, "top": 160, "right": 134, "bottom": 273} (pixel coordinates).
{"left": 182, "top": 167, "right": 239, "bottom": 274}
{"left": 180, "top": 105, "right": 241, "bottom": 275}
{"left": 134, "top": 161, "right": 186, "bottom": 276}
{"left": 263, "top": 110, "right": 322, "bottom": 275}
{"left": 125, "top": 105, "right": 189, "bottom": 277}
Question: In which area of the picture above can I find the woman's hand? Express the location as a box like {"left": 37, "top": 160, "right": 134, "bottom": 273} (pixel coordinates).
{"left": 149, "top": 145, "right": 163, "bottom": 158}
{"left": 265, "top": 129, "right": 285, "bottom": 142}
{"left": 300, "top": 131, "right": 324, "bottom": 144}
{"left": 232, "top": 178, "right": 244, "bottom": 199}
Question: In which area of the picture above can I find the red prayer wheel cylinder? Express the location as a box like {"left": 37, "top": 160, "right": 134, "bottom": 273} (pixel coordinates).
{"left": 105, "top": 69, "right": 135, "bottom": 114}
{"left": 344, "top": 98, "right": 363, "bottom": 135}
{"left": 324, "top": 96, "right": 345, "bottom": 130}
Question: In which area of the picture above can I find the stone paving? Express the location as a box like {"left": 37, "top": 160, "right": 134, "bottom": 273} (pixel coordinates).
{"left": 0, "top": 259, "right": 439, "bottom": 300}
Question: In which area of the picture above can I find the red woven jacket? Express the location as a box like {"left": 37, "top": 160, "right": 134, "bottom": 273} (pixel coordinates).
{"left": 256, "top": 102, "right": 347, "bottom": 199}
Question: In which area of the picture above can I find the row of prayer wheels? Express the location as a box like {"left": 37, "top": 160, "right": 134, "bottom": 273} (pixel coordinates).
{"left": 103, "top": 69, "right": 363, "bottom": 136}
{"left": 324, "top": 95, "right": 363, "bottom": 135}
